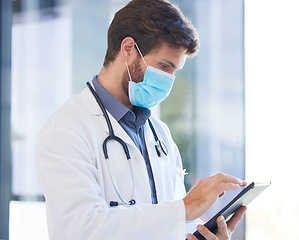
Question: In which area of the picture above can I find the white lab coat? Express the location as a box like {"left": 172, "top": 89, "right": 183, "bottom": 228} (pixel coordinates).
{"left": 35, "top": 86, "right": 200, "bottom": 240}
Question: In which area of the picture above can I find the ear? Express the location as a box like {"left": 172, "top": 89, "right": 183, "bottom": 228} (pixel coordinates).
{"left": 120, "top": 37, "right": 137, "bottom": 63}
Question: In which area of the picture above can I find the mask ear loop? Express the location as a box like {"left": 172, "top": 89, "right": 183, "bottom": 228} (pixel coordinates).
{"left": 135, "top": 43, "right": 148, "bottom": 67}
{"left": 125, "top": 61, "right": 133, "bottom": 82}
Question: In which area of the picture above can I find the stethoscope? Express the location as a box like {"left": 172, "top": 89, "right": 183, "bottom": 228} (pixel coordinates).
{"left": 86, "top": 82, "right": 168, "bottom": 207}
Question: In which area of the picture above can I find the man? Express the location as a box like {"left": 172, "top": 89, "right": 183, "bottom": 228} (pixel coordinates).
{"left": 35, "top": 0, "right": 246, "bottom": 239}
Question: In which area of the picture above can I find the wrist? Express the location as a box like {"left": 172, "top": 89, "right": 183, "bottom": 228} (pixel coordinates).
{"left": 183, "top": 198, "right": 193, "bottom": 221}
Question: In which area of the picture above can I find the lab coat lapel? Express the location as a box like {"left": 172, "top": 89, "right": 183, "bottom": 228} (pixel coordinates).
{"left": 82, "top": 86, "right": 134, "bottom": 144}
{"left": 83, "top": 84, "right": 141, "bottom": 151}
{"left": 83, "top": 87, "right": 104, "bottom": 116}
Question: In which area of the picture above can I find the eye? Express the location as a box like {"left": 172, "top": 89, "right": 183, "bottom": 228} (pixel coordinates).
{"left": 159, "top": 62, "right": 170, "bottom": 70}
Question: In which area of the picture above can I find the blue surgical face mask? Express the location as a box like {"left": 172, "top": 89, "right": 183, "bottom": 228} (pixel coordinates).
{"left": 126, "top": 43, "right": 175, "bottom": 108}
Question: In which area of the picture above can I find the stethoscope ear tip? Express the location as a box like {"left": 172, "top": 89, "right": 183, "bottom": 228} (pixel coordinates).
{"left": 110, "top": 201, "right": 119, "bottom": 207}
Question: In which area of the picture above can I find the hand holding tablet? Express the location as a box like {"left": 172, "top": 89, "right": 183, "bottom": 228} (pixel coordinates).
{"left": 183, "top": 173, "right": 247, "bottom": 222}
{"left": 189, "top": 181, "right": 271, "bottom": 240}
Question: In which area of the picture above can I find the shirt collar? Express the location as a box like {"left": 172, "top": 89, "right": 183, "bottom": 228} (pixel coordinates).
{"left": 91, "top": 76, "right": 151, "bottom": 125}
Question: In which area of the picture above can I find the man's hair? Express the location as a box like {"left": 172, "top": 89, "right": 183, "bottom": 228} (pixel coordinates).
{"left": 103, "top": 0, "right": 200, "bottom": 67}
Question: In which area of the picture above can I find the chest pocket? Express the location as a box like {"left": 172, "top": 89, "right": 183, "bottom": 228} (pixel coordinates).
{"left": 170, "top": 166, "right": 187, "bottom": 199}
{"left": 149, "top": 148, "right": 187, "bottom": 201}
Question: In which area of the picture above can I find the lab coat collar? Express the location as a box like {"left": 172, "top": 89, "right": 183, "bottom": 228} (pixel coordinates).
{"left": 91, "top": 76, "right": 128, "bottom": 122}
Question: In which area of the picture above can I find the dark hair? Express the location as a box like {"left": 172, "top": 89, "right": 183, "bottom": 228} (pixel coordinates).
{"left": 103, "top": 0, "right": 199, "bottom": 67}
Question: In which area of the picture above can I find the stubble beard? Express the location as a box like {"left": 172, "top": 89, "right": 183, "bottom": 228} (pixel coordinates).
{"left": 121, "top": 57, "right": 144, "bottom": 97}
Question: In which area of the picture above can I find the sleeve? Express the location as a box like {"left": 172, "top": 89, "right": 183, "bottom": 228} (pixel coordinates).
{"left": 35, "top": 109, "right": 186, "bottom": 240}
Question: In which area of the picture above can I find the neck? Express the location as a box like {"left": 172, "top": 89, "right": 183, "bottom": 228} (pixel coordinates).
{"left": 97, "top": 64, "right": 133, "bottom": 110}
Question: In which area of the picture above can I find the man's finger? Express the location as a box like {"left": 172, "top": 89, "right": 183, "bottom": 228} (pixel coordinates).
{"left": 213, "top": 173, "right": 246, "bottom": 186}
{"left": 194, "top": 225, "right": 217, "bottom": 240}
{"left": 215, "top": 216, "right": 229, "bottom": 239}
{"left": 186, "top": 233, "right": 199, "bottom": 240}
{"left": 218, "top": 183, "right": 241, "bottom": 192}
{"left": 227, "top": 206, "right": 247, "bottom": 232}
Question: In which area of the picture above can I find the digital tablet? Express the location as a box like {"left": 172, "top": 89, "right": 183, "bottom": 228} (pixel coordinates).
{"left": 190, "top": 181, "right": 271, "bottom": 240}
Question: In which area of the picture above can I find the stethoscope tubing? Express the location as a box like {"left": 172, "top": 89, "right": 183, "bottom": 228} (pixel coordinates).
{"left": 87, "top": 82, "right": 131, "bottom": 159}
{"left": 87, "top": 82, "right": 135, "bottom": 206}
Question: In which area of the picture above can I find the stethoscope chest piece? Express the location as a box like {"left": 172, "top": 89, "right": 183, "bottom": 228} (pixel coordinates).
{"left": 148, "top": 119, "right": 168, "bottom": 158}
{"left": 155, "top": 139, "right": 168, "bottom": 157}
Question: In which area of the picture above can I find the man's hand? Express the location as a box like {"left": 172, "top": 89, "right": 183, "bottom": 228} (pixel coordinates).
{"left": 183, "top": 173, "right": 246, "bottom": 221}
{"left": 186, "top": 206, "right": 247, "bottom": 240}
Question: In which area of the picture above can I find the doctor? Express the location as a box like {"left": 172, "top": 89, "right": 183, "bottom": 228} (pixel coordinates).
{"left": 35, "top": 0, "right": 246, "bottom": 239}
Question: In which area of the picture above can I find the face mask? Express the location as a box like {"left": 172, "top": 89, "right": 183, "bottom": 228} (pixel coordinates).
{"left": 126, "top": 43, "right": 175, "bottom": 108}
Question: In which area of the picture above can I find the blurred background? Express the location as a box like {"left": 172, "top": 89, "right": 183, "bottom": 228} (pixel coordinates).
{"left": 0, "top": 0, "right": 298, "bottom": 239}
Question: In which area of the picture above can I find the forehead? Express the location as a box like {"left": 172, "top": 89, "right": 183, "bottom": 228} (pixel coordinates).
{"left": 146, "top": 43, "right": 187, "bottom": 70}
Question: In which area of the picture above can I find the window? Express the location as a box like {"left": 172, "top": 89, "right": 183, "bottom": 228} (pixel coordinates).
{"left": 162, "top": 1, "right": 245, "bottom": 238}
{"left": 0, "top": 0, "right": 12, "bottom": 239}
